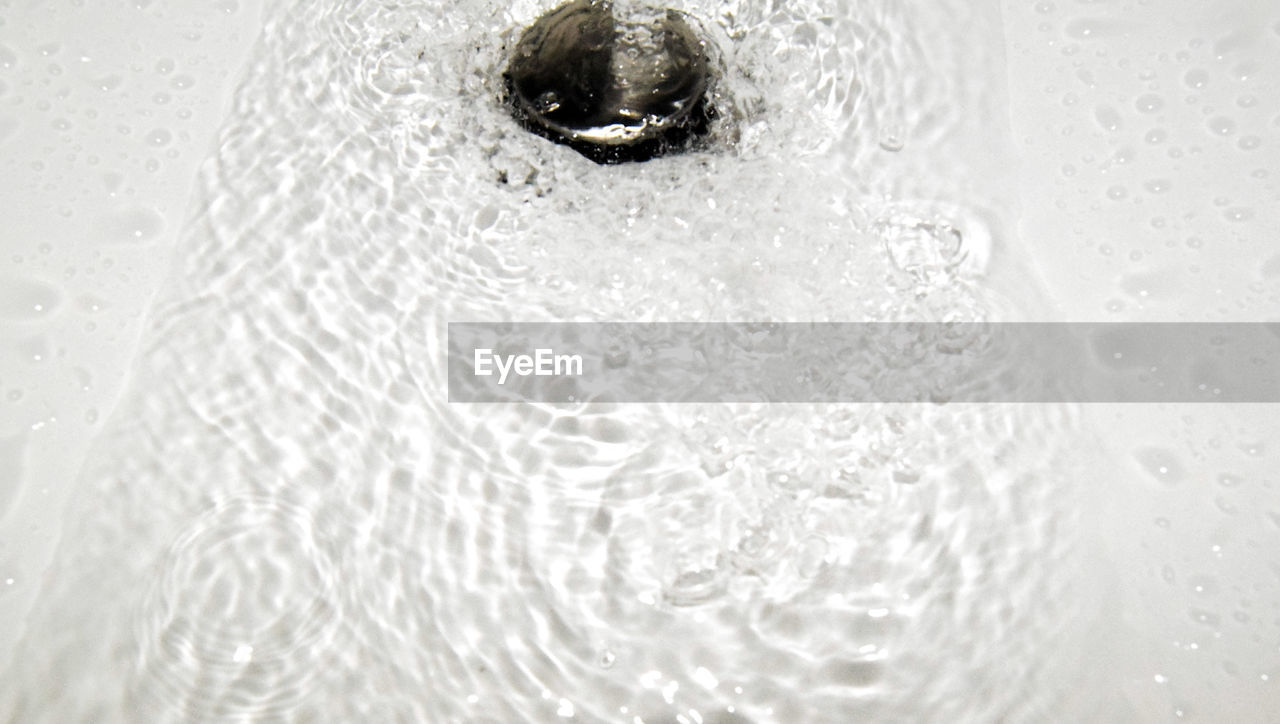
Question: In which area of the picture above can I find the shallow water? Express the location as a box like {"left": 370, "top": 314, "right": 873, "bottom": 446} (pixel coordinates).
{"left": 4, "top": 0, "right": 1097, "bottom": 720}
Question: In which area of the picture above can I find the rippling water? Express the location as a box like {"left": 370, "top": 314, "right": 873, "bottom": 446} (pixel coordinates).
{"left": 3, "top": 0, "right": 1091, "bottom": 721}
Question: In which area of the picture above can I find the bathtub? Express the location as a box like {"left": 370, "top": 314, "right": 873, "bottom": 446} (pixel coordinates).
{"left": 0, "top": 0, "right": 1276, "bottom": 720}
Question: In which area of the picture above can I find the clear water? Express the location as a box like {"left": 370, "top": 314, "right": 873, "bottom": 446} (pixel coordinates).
{"left": 4, "top": 0, "right": 1100, "bottom": 720}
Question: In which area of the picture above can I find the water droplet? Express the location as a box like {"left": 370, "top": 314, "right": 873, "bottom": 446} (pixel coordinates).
{"left": 1237, "top": 135, "right": 1262, "bottom": 151}
{"left": 104, "top": 206, "right": 165, "bottom": 243}
{"left": 1216, "top": 473, "right": 1242, "bottom": 488}
{"left": 1135, "top": 94, "right": 1164, "bottom": 113}
{"left": 1189, "top": 608, "right": 1221, "bottom": 627}
{"left": 146, "top": 128, "right": 172, "bottom": 146}
{"left": 1143, "top": 178, "right": 1170, "bottom": 194}
{"left": 1064, "top": 18, "right": 1131, "bottom": 40}
{"left": 1145, "top": 128, "right": 1167, "bottom": 144}
{"left": 94, "top": 74, "right": 123, "bottom": 91}
{"left": 0, "top": 45, "right": 18, "bottom": 70}
{"left": 1134, "top": 448, "right": 1185, "bottom": 485}
{"left": 1184, "top": 69, "right": 1209, "bottom": 88}
{"left": 1186, "top": 574, "right": 1218, "bottom": 595}
{"left": 1230, "top": 63, "right": 1255, "bottom": 82}
{"left": 1095, "top": 105, "right": 1122, "bottom": 131}
{"left": 1223, "top": 207, "right": 1253, "bottom": 223}
{"left": 170, "top": 74, "right": 196, "bottom": 90}
{"left": 1238, "top": 441, "right": 1264, "bottom": 457}
{"left": 1207, "top": 116, "right": 1237, "bottom": 136}
{"left": 0, "top": 275, "right": 63, "bottom": 321}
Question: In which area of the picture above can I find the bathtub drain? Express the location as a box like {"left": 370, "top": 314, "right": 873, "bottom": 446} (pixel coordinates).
{"left": 503, "top": 0, "right": 715, "bottom": 164}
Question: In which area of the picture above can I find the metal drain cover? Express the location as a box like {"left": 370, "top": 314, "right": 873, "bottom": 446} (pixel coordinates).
{"left": 504, "top": 0, "right": 714, "bottom": 164}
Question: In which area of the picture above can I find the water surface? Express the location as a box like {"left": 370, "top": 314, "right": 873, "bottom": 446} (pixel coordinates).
{"left": 2, "top": 0, "right": 1089, "bottom": 720}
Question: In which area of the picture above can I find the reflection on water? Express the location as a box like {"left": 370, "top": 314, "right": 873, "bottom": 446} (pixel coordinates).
{"left": 2, "top": 0, "right": 1088, "bottom": 721}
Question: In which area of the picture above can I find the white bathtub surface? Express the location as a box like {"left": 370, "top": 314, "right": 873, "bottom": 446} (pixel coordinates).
{"left": 0, "top": 0, "right": 267, "bottom": 657}
{"left": 1006, "top": 1, "right": 1280, "bottom": 718}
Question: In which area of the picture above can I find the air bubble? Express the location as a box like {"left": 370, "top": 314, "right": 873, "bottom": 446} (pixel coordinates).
{"left": 878, "top": 125, "right": 905, "bottom": 152}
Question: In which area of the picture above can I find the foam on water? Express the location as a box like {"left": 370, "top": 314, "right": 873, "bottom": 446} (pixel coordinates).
{"left": 3, "top": 0, "right": 1089, "bottom": 721}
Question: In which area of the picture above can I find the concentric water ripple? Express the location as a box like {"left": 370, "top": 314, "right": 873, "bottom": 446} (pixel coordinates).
{"left": 130, "top": 495, "right": 343, "bottom": 720}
